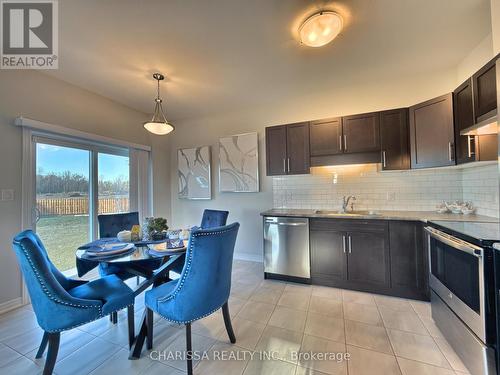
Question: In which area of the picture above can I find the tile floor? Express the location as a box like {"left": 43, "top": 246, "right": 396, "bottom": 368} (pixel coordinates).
{"left": 0, "top": 260, "right": 471, "bottom": 375}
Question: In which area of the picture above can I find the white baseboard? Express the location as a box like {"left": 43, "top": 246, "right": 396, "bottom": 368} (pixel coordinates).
{"left": 234, "top": 252, "right": 263, "bottom": 263}
{"left": 0, "top": 297, "right": 24, "bottom": 315}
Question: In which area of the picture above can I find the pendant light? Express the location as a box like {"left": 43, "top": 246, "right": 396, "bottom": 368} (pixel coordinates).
{"left": 143, "top": 73, "right": 175, "bottom": 135}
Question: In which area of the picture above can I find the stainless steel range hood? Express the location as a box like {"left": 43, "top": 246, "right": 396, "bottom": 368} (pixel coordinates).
{"left": 460, "top": 109, "right": 498, "bottom": 136}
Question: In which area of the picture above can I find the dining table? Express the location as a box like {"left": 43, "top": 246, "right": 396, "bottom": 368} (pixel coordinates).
{"left": 75, "top": 237, "right": 187, "bottom": 359}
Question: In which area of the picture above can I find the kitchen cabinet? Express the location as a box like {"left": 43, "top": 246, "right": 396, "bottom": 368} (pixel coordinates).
{"left": 265, "top": 125, "right": 287, "bottom": 175}
{"left": 341, "top": 112, "right": 381, "bottom": 153}
{"left": 453, "top": 79, "right": 497, "bottom": 164}
{"left": 347, "top": 229, "right": 390, "bottom": 287}
{"left": 309, "top": 118, "right": 342, "bottom": 156}
{"left": 409, "top": 93, "right": 455, "bottom": 169}
{"left": 310, "top": 219, "right": 390, "bottom": 291}
{"left": 473, "top": 56, "right": 497, "bottom": 121}
{"left": 310, "top": 228, "right": 346, "bottom": 283}
{"left": 265, "top": 122, "right": 310, "bottom": 176}
{"left": 453, "top": 79, "right": 476, "bottom": 164}
{"left": 380, "top": 108, "right": 410, "bottom": 170}
{"left": 389, "top": 221, "right": 427, "bottom": 298}
{"left": 286, "top": 122, "right": 310, "bottom": 174}
{"left": 309, "top": 218, "right": 427, "bottom": 299}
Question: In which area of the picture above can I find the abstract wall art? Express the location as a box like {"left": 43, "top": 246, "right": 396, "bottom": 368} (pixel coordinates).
{"left": 178, "top": 146, "right": 211, "bottom": 199}
{"left": 219, "top": 132, "right": 259, "bottom": 192}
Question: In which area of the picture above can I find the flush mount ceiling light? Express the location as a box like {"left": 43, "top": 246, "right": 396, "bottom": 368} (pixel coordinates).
{"left": 143, "top": 73, "right": 175, "bottom": 135}
{"left": 299, "top": 11, "right": 343, "bottom": 47}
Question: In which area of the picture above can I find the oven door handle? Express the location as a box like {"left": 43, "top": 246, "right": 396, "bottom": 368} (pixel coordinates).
{"left": 424, "top": 226, "right": 483, "bottom": 258}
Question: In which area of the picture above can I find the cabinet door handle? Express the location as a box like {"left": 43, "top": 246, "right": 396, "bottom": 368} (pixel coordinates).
{"left": 342, "top": 235, "right": 346, "bottom": 253}
{"left": 448, "top": 142, "right": 454, "bottom": 161}
{"left": 283, "top": 158, "right": 286, "bottom": 173}
{"left": 382, "top": 151, "right": 387, "bottom": 168}
{"left": 348, "top": 235, "right": 352, "bottom": 254}
{"left": 467, "top": 136, "right": 475, "bottom": 158}
{"left": 287, "top": 157, "right": 290, "bottom": 173}
{"left": 339, "top": 135, "right": 343, "bottom": 151}
{"left": 344, "top": 135, "right": 347, "bottom": 151}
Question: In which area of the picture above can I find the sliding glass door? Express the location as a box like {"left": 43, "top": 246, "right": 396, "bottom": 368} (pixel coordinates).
{"left": 33, "top": 137, "right": 130, "bottom": 272}
{"left": 36, "top": 143, "right": 91, "bottom": 271}
{"left": 98, "top": 153, "right": 130, "bottom": 215}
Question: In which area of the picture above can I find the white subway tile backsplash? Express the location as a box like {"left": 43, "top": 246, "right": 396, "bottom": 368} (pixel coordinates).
{"left": 273, "top": 163, "right": 499, "bottom": 218}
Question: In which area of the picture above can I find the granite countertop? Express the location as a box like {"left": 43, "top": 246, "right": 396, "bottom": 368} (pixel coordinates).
{"left": 260, "top": 208, "right": 499, "bottom": 223}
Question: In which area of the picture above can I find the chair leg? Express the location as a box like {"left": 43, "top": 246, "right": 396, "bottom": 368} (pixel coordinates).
{"left": 185, "top": 323, "right": 193, "bottom": 375}
{"left": 110, "top": 311, "right": 118, "bottom": 324}
{"left": 35, "top": 332, "right": 49, "bottom": 359}
{"left": 127, "top": 305, "right": 135, "bottom": 349}
{"left": 146, "top": 308, "right": 154, "bottom": 350}
{"left": 42, "top": 332, "right": 60, "bottom": 375}
{"left": 222, "top": 302, "right": 236, "bottom": 344}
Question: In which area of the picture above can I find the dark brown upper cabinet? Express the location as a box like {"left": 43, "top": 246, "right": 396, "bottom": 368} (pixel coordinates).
{"left": 409, "top": 93, "right": 455, "bottom": 169}
{"left": 287, "top": 122, "right": 310, "bottom": 174}
{"left": 309, "top": 118, "right": 342, "bottom": 156}
{"left": 265, "top": 122, "right": 310, "bottom": 176}
{"left": 473, "top": 56, "right": 497, "bottom": 122}
{"left": 265, "top": 125, "right": 287, "bottom": 176}
{"left": 380, "top": 108, "right": 410, "bottom": 170}
{"left": 453, "top": 77, "right": 497, "bottom": 164}
{"left": 453, "top": 79, "right": 476, "bottom": 164}
{"left": 341, "top": 112, "right": 381, "bottom": 153}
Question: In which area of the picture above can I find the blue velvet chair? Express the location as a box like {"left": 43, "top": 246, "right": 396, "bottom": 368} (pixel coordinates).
{"left": 170, "top": 209, "right": 229, "bottom": 276}
{"left": 200, "top": 209, "right": 229, "bottom": 229}
{"left": 98, "top": 212, "right": 162, "bottom": 323}
{"left": 142, "top": 222, "right": 239, "bottom": 374}
{"left": 97, "top": 212, "right": 140, "bottom": 281}
{"left": 12, "top": 230, "right": 135, "bottom": 375}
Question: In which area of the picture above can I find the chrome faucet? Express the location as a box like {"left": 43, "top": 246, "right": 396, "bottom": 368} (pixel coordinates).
{"left": 342, "top": 195, "right": 356, "bottom": 212}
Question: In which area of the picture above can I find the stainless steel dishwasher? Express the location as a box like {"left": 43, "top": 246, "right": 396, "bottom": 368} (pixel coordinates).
{"left": 263, "top": 216, "right": 310, "bottom": 280}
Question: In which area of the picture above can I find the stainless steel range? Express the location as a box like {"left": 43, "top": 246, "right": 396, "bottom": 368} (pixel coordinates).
{"left": 426, "top": 222, "right": 498, "bottom": 375}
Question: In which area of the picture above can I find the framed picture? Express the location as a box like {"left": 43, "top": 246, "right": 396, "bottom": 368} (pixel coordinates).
{"left": 219, "top": 132, "right": 259, "bottom": 192}
{"left": 178, "top": 146, "right": 211, "bottom": 199}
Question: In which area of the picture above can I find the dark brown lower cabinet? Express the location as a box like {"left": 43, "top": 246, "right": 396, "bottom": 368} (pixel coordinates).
{"left": 347, "top": 230, "right": 390, "bottom": 288}
{"left": 310, "top": 219, "right": 428, "bottom": 300}
{"left": 389, "top": 221, "right": 428, "bottom": 299}
{"left": 310, "top": 229, "right": 347, "bottom": 283}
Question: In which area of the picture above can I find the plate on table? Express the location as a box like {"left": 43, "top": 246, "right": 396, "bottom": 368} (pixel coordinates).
{"left": 148, "top": 240, "right": 185, "bottom": 252}
{"left": 85, "top": 243, "right": 135, "bottom": 256}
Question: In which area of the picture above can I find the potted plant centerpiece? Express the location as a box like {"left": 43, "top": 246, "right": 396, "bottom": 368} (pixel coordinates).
{"left": 143, "top": 217, "right": 169, "bottom": 241}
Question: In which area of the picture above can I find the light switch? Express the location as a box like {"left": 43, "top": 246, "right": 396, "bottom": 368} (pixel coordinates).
{"left": 1, "top": 189, "right": 14, "bottom": 201}
{"left": 386, "top": 191, "right": 396, "bottom": 201}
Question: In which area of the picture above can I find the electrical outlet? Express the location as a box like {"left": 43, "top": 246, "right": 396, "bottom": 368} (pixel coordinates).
{"left": 1, "top": 189, "right": 14, "bottom": 201}
{"left": 386, "top": 191, "right": 396, "bottom": 201}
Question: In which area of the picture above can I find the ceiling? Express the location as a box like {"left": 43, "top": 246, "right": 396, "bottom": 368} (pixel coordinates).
{"left": 47, "top": 0, "right": 492, "bottom": 121}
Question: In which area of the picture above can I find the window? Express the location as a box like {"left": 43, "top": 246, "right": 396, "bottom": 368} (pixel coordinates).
{"left": 34, "top": 137, "right": 130, "bottom": 272}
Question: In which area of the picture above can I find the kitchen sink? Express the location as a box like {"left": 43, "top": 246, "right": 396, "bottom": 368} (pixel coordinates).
{"left": 314, "top": 210, "right": 379, "bottom": 217}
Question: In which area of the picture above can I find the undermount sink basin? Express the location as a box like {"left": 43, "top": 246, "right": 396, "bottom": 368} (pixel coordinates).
{"left": 314, "top": 210, "right": 379, "bottom": 217}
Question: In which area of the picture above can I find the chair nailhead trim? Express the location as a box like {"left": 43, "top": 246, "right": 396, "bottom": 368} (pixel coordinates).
{"left": 17, "top": 241, "right": 102, "bottom": 314}
{"left": 48, "top": 303, "right": 134, "bottom": 332}
{"left": 16, "top": 240, "right": 135, "bottom": 333}
{"left": 153, "top": 227, "right": 234, "bottom": 323}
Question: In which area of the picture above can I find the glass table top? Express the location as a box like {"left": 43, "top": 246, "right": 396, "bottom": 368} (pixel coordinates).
{"left": 76, "top": 242, "right": 187, "bottom": 263}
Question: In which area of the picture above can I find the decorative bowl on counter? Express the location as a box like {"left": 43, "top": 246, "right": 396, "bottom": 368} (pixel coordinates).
{"left": 441, "top": 201, "right": 475, "bottom": 215}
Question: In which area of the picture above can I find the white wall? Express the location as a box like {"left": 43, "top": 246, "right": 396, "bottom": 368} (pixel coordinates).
{"left": 0, "top": 70, "right": 171, "bottom": 306}
{"left": 492, "top": 0, "right": 500, "bottom": 54}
